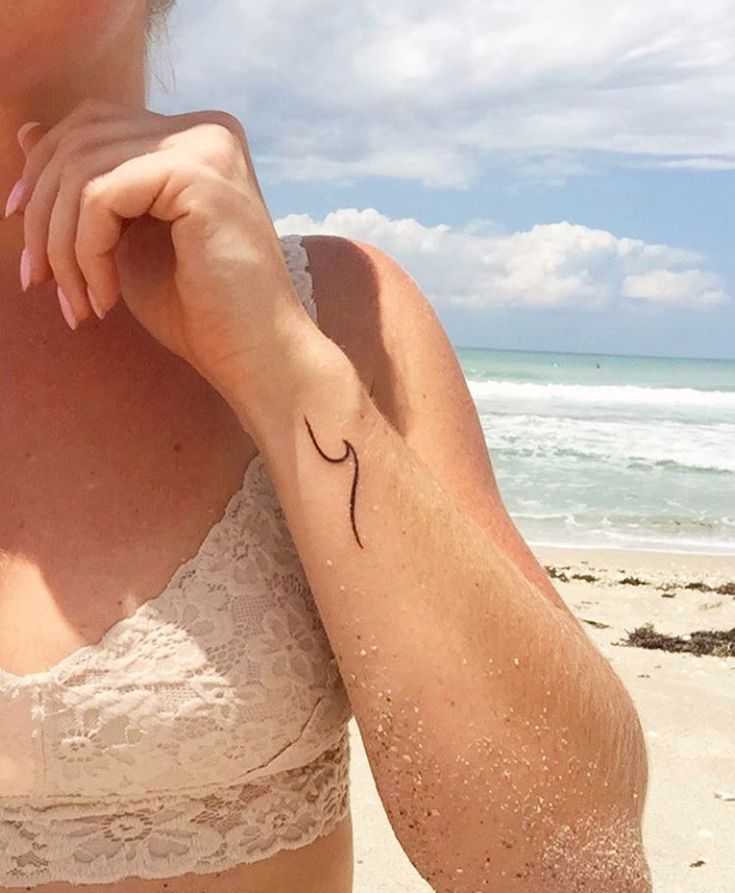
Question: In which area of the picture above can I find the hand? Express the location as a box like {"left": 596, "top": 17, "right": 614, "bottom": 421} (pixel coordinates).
{"left": 4, "top": 99, "right": 312, "bottom": 396}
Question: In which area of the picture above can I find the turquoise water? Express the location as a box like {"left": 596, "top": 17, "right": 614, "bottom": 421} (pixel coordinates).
{"left": 456, "top": 348, "right": 735, "bottom": 555}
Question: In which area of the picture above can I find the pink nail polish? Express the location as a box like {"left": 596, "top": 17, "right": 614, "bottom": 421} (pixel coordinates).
{"left": 57, "top": 286, "right": 78, "bottom": 330}
{"left": 17, "top": 121, "right": 41, "bottom": 148}
{"left": 20, "top": 248, "right": 32, "bottom": 292}
{"left": 87, "top": 286, "right": 105, "bottom": 320}
{"left": 4, "top": 179, "right": 27, "bottom": 218}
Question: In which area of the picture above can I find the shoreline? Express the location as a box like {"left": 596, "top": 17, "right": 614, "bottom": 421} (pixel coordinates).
{"left": 532, "top": 543, "right": 735, "bottom": 589}
{"left": 528, "top": 540, "right": 735, "bottom": 560}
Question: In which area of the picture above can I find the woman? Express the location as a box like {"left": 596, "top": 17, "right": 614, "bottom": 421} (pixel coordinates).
{"left": 0, "top": 2, "right": 652, "bottom": 891}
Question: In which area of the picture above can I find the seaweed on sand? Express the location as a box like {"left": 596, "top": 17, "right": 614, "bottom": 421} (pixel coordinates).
{"left": 617, "top": 623, "right": 735, "bottom": 658}
{"left": 545, "top": 566, "right": 570, "bottom": 582}
{"left": 683, "top": 581, "right": 735, "bottom": 596}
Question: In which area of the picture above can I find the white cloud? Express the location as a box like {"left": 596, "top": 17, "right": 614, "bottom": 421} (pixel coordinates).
{"left": 152, "top": 0, "right": 735, "bottom": 187}
{"left": 274, "top": 209, "right": 728, "bottom": 311}
{"left": 656, "top": 158, "right": 735, "bottom": 171}
{"left": 622, "top": 270, "right": 726, "bottom": 306}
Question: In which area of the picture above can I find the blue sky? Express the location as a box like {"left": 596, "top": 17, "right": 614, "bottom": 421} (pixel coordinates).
{"left": 148, "top": 0, "right": 735, "bottom": 360}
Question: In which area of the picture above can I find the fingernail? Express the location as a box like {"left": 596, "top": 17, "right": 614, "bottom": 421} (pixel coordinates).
{"left": 87, "top": 286, "right": 105, "bottom": 320}
{"left": 20, "top": 248, "right": 32, "bottom": 292}
{"left": 4, "top": 179, "right": 27, "bottom": 218}
{"left": 17, "top": 121, "right": 41, "bottom": 148}
{"left": 57, "top": 286, "right": 78, "bottom": 331}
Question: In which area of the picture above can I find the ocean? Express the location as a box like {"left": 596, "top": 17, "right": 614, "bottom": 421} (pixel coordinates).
{"left": 458, "top": 348, "right": 735, "bottom": 556}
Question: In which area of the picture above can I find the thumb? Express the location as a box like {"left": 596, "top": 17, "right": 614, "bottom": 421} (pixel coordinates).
{"left": 17, "top": 120, "right": 45, "bottom": 154}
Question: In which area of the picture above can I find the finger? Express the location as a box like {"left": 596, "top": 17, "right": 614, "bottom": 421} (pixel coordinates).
{"left": 48, "top": 167, "right": 97, "bottom": 324}
{"left": 18, "top": 121, "right": 46, "bottom": 154}
{"left": 20, "top": 120, "right": 147, "bottom": 288}
{"left": 3, "top": 123, "right": 46, "bottom": 219}
{"left": 75, "top": 157, "right": 166, "bottom": 319}
{"left": 75, "top": 181, "right": 123, "bottom": 324}
{"left": 48, "top": 142, "right": 152, "bottom": 323}
{"left": 22, "top": 143, "right": 65, "bottom": 289}
{"left": 77, "top": 151, "right": 204, "bottom": 318}
{"left": 17, "top": 101, "right": 164, "bottom": 211}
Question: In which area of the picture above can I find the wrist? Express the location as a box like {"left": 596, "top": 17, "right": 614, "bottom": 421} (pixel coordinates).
{"left": 218, "top": 309, "right": 355, "bottom": 444}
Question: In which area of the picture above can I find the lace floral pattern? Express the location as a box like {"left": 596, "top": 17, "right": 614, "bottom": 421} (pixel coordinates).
{"left": 0, "top": 731, "right": 350, "bottom": 886}
{"left": 0, "top": 235, "right": 354, "bottom": 886}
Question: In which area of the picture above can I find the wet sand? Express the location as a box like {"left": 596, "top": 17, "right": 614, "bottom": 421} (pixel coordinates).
{"left": 349, "top": 545, "right": 735, "bottom": 893}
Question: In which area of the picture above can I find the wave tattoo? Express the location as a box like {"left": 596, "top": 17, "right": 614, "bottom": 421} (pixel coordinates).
{"left": 303, "top": 415, "right": 365, "bottom": 549}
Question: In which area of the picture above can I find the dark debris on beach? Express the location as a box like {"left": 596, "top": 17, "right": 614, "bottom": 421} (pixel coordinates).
{"left": 544, "top": 566, "right": 599, "bottom": 583}
{"left": 683, "top": 580, "right": 735, "bottom": 596}
{"left": 544, "top": 566, "right": 735, "bottom": 597}
{"left": 617, "top": 623, "right": 735, "bottom": 658}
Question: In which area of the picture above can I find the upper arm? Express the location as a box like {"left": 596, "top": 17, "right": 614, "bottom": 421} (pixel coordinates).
{"left": 324, "top": 236, "right": 574, "bottom": 616}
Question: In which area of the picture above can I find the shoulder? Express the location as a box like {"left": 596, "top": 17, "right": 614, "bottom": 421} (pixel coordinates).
{"left": 300, "top": 233, "right": 459, "bottom": 424}
{"left": 298, "top": 235, "right": 383, "bottom": 395}
{"left": 301, "top": 234, "right": 478, "bottom": 450}
{"left": 299, "top": 234, "right": 439, "bottom": 395}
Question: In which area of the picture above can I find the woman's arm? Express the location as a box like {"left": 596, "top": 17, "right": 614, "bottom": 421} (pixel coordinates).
{"left": 224, "top": 239, "right": 651, "bottom": 892}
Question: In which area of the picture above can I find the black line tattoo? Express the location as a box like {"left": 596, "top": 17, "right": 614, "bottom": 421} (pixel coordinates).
{"left": 303, "top": 414, "right": 365, "bottom": 549}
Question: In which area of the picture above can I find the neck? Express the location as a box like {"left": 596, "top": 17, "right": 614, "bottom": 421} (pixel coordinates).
{"left": 1, "top": 12, "right": 149, "bottom": 281}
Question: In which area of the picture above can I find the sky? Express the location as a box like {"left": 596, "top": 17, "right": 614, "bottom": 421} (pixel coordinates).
{"left": 147, "top": 0, "right": 735, "bottom": 360}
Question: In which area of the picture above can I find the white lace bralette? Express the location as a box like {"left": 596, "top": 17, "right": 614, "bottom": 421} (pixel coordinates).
{"left": 0, "top": 234, "right": 354, "bottom": 887}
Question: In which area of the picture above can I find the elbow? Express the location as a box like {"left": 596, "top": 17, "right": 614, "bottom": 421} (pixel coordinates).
{"left": 384, "top": 713, "right": 652, "bottom": 893}
{"left": 525, "top": 673, "right": 652, "bottom": 891}
{"left": 623, "top": 686, "right": 651, "bottom": 823}
{"left": 407, "top": 681, "right": 651, "bottom": 891}
{"left": 598, "top": 658, "right": 651, "bottom": 824}
{"left": 376, "top": 618, "right": 652, "bottom": 891}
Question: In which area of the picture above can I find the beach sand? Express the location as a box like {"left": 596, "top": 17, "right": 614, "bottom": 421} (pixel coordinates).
{"left": 349, "top": 545, "right": 735, "bottom": 893}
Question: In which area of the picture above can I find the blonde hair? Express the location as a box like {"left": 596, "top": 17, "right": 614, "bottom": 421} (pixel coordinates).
{"left": 145, "top": 0, "right": 177, "bottom": 98}
{"left": 146, "top": 0, "right": 177, "bottom": 45}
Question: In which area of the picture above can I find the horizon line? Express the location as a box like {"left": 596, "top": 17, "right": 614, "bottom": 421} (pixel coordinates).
{"left": 452, "top": 344, "right": 735, "bottom": 363}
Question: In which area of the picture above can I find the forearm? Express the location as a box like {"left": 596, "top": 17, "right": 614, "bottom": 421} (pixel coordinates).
{"left": 226, "top": 320, "right": 651, "bottom": 891}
